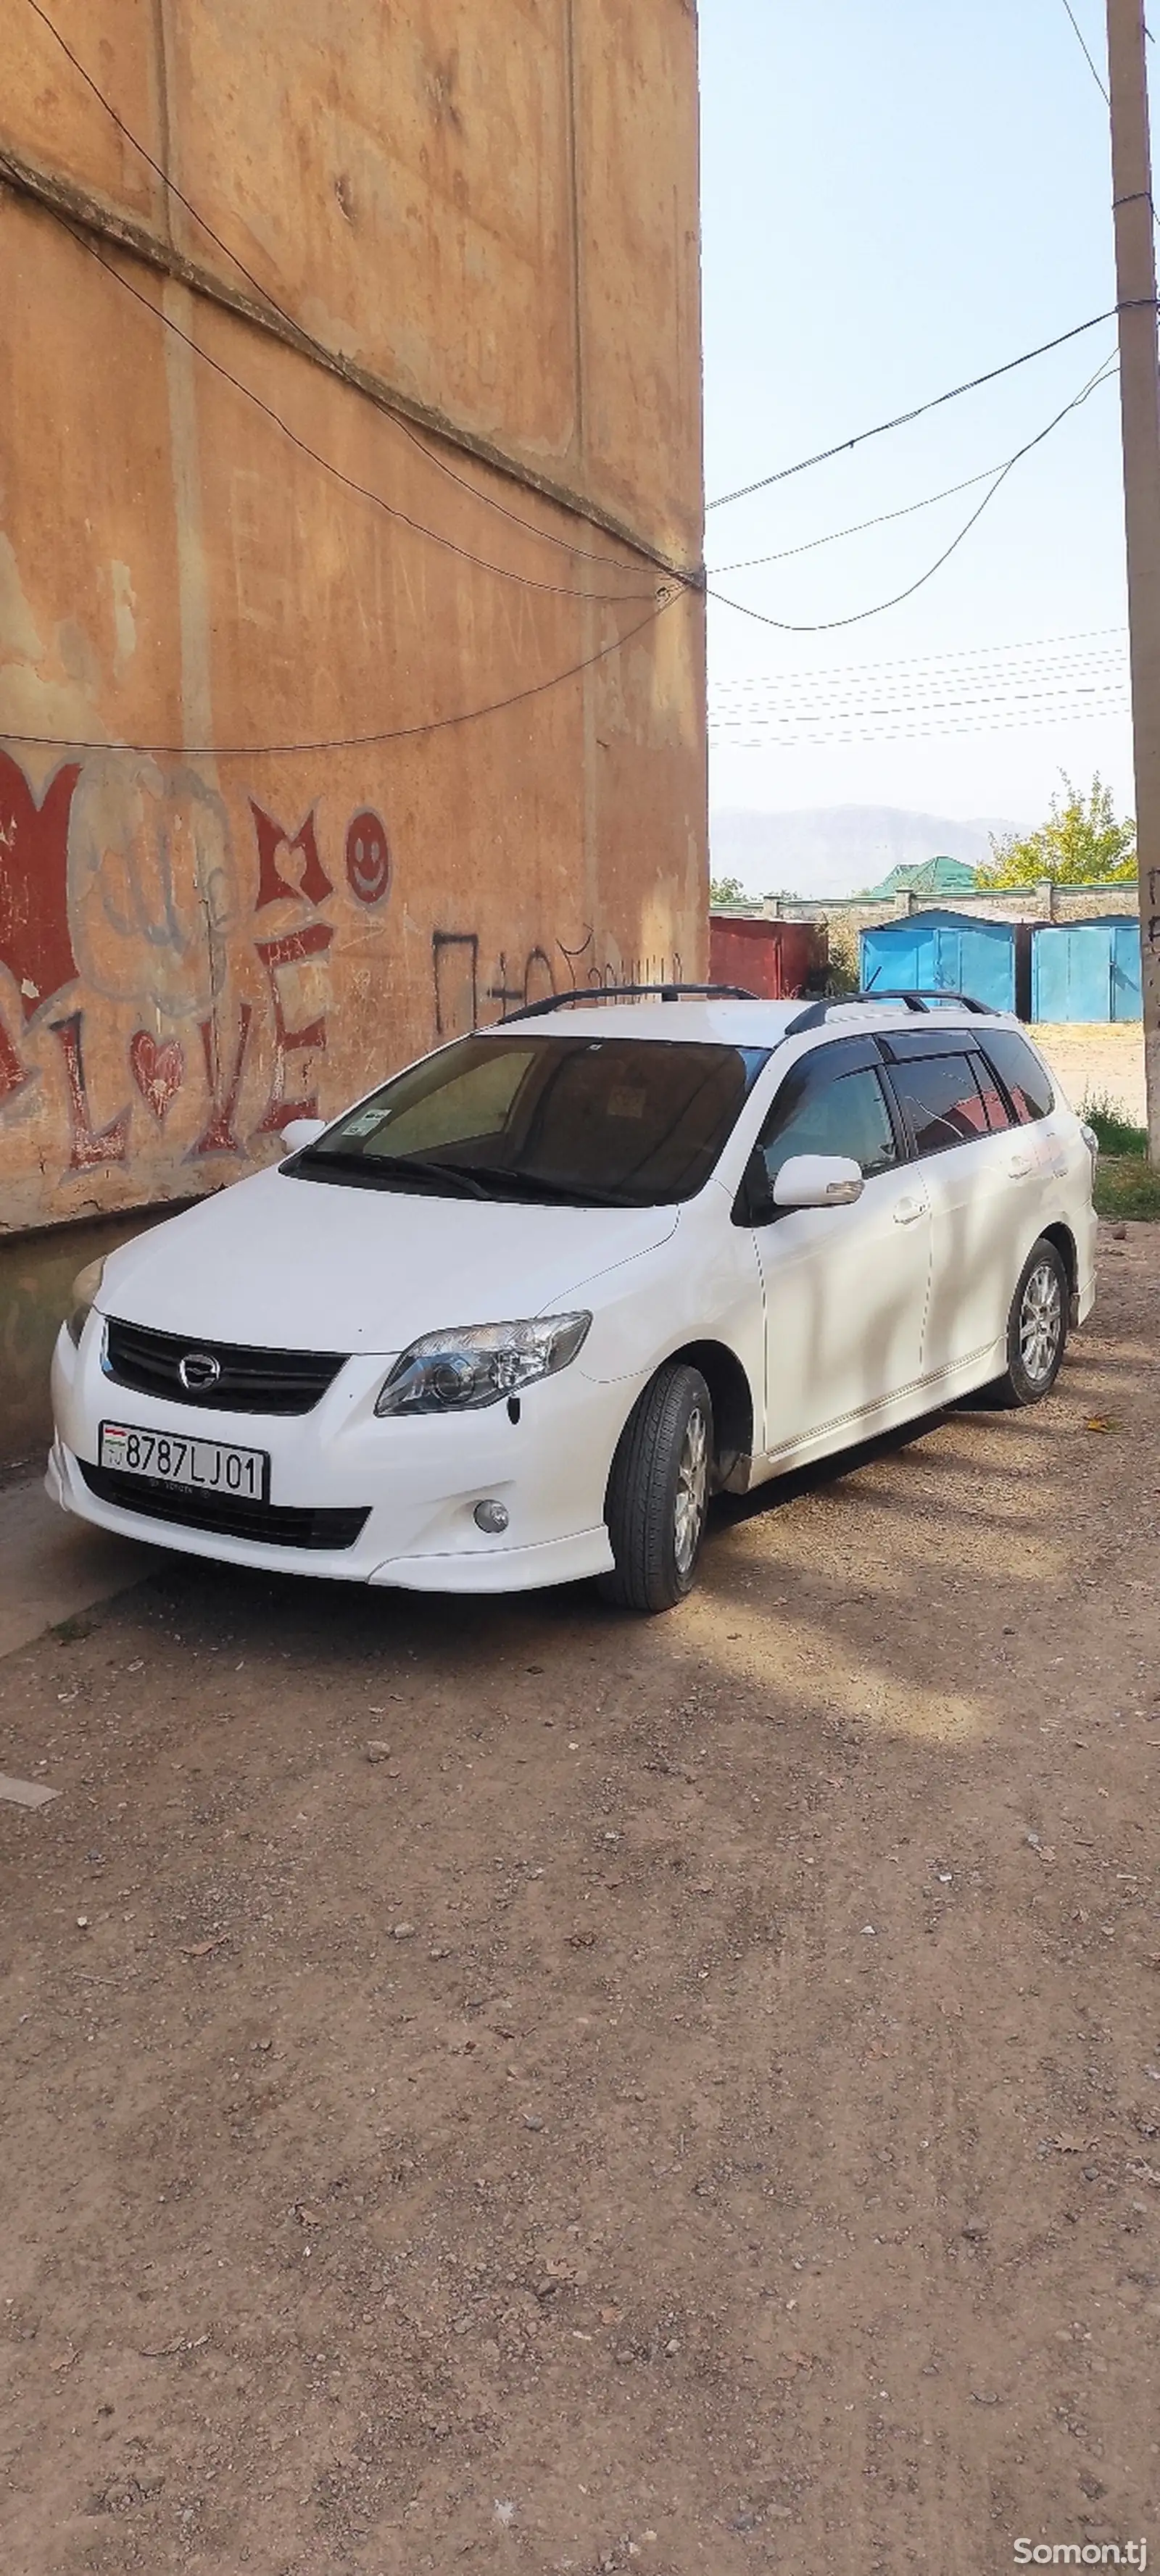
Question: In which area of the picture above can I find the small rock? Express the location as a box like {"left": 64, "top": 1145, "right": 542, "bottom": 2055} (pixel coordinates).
{"left": 392, "top": 1922, "right": 415, "bottom": 1940}
{"left": 365, "top": 1741, "right": 392, "bottom": 1763}
{"left": 1111, "top": 1223, "right": 1127, "bottom": 1241}
{"left": 428, "top": 1944, "right": 451, "bottom": 1960}
{"left": 523, "top": 2112, "right": 544, "bottom": 2132}
{"left": 76, "top": 1916, "right": 89, "bottom": 1930}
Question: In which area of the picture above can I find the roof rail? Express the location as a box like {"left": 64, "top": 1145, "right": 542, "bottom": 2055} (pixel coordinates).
{"left": 500, "top": 981, "right": 755, "bottom": 1024}
{"left": 784, "top": 987, "right": 999, "bottom": 1035}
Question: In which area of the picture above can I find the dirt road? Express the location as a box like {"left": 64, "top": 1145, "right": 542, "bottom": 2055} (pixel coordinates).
{"left": 1035, "top": 1024, "right": 1146, "bottom": 1128}
{"left": 2, "top": 1224, "right": 1159, "bottom": 2576}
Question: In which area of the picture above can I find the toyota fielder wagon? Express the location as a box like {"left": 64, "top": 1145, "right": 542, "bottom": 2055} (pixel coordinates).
{"left": 49, "top": 986, "right": 1098, "bottom": 1613}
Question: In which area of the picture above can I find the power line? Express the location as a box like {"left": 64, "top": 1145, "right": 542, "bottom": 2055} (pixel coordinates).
{"left": 708, "top": 618, "right": 1129, "bottom": 689}
{"left": 1058, "top": 0, "right": 1111, "bottom": 98}
{"left": 708, "top": 457, "right": 1024, "bottom": 578}
{"left": 15, "top": 0, "right": 658, "bottom": 579}
{"left": 707, "top": 356, "right": 1117, "bottom": 632}
{"left": 0, "top": 171, "right": 655, "bottom": 610}
{"left": 713, "top": 641, "right": 1131, "bottom": 707}
{"left": 706, "top": 379, "right": 1119, "bottom": 577}
{"left": 710, "top": 696, "right": 1130, "bottom": 747}
{"left": 710, "top": 678, "right": 1130, "bottom": 729}
{"left": 0, "top": 594, "right": 679, "bottom": 760}
{"left": 705, "top": 312, "right": 1146, "bottom": 511}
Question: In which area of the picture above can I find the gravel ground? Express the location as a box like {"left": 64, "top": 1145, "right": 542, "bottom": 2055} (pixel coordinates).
{"left": 1, "top": 1221, "right": 1159, "bottom": 2576}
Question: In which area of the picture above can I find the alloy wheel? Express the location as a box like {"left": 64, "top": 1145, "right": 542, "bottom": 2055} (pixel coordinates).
{"left": 674, "top": 1403, "right": 709, "bottom": 1576}
{"left": 1019, "top": 1259, "right": 1063, "bottom": 1384}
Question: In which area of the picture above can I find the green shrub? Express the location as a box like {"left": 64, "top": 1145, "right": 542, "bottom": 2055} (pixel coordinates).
{"left": 1081, "top": 1088, "right": 1148, "bottom": 1159}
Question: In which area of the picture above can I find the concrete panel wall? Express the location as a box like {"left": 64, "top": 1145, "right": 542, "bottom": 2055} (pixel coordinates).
{"left": 1, "top": 0, "right": 706, "bottom": 1240}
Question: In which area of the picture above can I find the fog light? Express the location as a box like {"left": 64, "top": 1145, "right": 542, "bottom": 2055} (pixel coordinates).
{"left": 473, "top": 1499, "right": 509, "bottom": 1534}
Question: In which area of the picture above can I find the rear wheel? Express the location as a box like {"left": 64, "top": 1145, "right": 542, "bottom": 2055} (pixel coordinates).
{"left": 601, "top": 1363, "right": 713, "bottom": 1613}
{"left": 991, "top": 1237, "right": 1069, "bottom": 1408}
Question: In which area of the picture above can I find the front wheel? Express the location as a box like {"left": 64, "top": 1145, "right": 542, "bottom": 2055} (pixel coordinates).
{"left": 991, "top": 1237, "right": 1069, "bottom": 1408}
{"left": 600, "top": 1363, "right": 713, "bottom": 1613}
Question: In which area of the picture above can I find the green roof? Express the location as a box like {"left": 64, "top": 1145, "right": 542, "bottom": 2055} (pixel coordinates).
{"left": 863, "top": 855, "right": 979, "bottom": 900}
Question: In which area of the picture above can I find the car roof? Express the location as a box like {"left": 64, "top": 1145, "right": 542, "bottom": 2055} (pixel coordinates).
{"left": 477, "top": 997, "right": 1025, "bottom": 1049}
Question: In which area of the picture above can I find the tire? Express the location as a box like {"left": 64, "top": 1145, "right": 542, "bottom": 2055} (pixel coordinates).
{"left": 600, "top": 1363, "right": 713, "bottom": 1613}
{"left": 990, "top": 1236, "right": 1069, "bottom": 1409}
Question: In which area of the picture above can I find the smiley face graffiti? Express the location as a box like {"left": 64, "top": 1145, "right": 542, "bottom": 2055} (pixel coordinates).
{"left": 344, "top": 809, "right": 392, "bottom": 907}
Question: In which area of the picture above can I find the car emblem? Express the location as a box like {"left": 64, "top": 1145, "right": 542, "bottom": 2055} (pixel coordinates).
{"left": 178, "top": 1350, "right": 221, "bottom": 1392}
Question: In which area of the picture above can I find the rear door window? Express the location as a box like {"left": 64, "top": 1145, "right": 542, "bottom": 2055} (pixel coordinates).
{"left": 760, "top": 1060, "right": 900, "bottom": 1183}
{"left": 980, "top": 1030, "right": 1055, "bottom": 1123}
{"left": 891, "top": 1052, "right": 993, "bottom": 1157}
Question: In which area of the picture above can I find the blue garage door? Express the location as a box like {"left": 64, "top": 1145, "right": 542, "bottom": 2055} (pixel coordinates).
{"left": 1032, "top": 919, "right": 1142, "bottom": 1023}
{"left": 1111, "top": 918, "right": 1143, "bottom": 1021}
{"left": 860, "top": 911, "right": 1016, "bottom": 1012}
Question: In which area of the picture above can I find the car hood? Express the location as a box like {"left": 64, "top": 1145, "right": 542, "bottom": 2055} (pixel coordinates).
{"left": 96, "top": 1165, "right": 681, "bottom": 1354}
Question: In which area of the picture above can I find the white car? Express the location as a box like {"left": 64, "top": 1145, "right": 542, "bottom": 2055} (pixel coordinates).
{"left": 49, "top": 986, "right": 1097, "bottom": 1613}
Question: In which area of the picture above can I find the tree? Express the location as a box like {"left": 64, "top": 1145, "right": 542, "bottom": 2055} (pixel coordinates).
{"left": 976, "top": 773, "right": 1137, "bottom": 887}
{"left": 709, "top": 873, "right": 746, "bottom": 905}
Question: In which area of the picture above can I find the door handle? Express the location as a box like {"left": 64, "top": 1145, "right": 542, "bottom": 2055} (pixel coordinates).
{"left": 893, "top": 1195, "right": 924, "bottom": 1225}
{"left": 1008, "top": 1151, "right": 1035, "bottom": 1179}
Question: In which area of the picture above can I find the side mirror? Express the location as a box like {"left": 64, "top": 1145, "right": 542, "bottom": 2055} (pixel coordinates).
{"left": 772, "top": 1152, "right": 864, "bottom": 1210}
{"left": 281, "top": 1117, "right": 326, "bottom": 1152}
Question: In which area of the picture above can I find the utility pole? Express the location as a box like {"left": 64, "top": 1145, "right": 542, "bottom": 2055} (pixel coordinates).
{"left": 1107, "top": 0, "right": 1160, "bottom": 1163}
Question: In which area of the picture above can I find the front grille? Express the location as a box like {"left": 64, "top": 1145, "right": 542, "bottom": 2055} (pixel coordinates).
{"left": 80, "top": 1462, "right": 369, "bottom": 1552}
{"left": 103, "top": 1317, "right": 347, "bottom": 1416}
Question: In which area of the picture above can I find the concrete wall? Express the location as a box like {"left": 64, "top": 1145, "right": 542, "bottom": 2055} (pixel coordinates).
{"left": 0, "top": 0, "right": 706, "bottom": 1240}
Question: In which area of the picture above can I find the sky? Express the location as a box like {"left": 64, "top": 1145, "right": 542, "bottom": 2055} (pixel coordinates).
{"left": 697, "top": 0, "right": 1143, "bottom": 851}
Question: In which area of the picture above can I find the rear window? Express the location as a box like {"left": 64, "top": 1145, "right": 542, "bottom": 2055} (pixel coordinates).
{"left": 981, "top": 1030, "right": 1054, "bottom": 1123}
{"left": 892, "top": 1052, "right": 992, "bottom": 1156}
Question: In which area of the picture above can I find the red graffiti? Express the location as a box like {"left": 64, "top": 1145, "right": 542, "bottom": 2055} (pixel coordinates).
{"left": 191, "top": 1002, "right": 254, "bottom": 1158}
{"left": 0, "top": 1013, "right": 28, "bottom": 1106}
{"left": 251, "top": 800, "right": 333, "bottom": 909}
{"left": 253, "top": 923, "right": 333, "bottom": 1132}
{"left": 50, "top": 1010, "right": 131, "bottom": 1171}
{"left": 0, "top": 750, "right": 81, "bottom": 1021}
{"left": 345, "top": 807, "right": 391, "bottom": 906}
{"left": 129, "top": 1029, "right": 185, "bottom": 1121}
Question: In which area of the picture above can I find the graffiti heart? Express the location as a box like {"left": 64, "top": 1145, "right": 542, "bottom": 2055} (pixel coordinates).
{"left": 129, "top": 1029, "right": 185, "bottom": 1121}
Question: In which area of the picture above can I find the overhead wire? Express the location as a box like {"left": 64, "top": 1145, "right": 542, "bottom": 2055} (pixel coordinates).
{"left": 1058, "top": 0, "right": 1110, "bottom": 100}
{"left": 707, "top": 355, "right": 1118, "bottom": 633}
{"left": 705, "top": 312, "right": 1142, "bottom": 511}
{"left": 707, "top": 365, "right": 1119, "bottom": 578}
{"left": 708, "top": 618, "right": 1129, "bottom": 690}
{"left": 0, "top": 163, "right": 656, "bottom": 610}
{"left": 14, "top": 0, "right": 661, "bottom": 580}
{"left": 0, "top": 593, "right": 680, "bottom": 761}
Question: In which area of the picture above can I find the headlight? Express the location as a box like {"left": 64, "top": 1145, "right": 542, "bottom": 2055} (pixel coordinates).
{"left": 375, "top": 1313, "right": 591, "bottom": 1418}
{"left": 66, "top": 1255, "right": 107, "bottom": 1350}
{"left": 1080, "top": 1121, "right": 1100, "bottom": 1172}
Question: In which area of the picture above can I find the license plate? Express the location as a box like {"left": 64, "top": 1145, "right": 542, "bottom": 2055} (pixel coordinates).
{"left": 99, "top": 1421, "right": 269, "bottom": 1501}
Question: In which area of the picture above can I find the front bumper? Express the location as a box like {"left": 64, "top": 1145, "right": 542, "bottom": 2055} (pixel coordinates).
{"left": 49, "top": 1320, "right": 621, "bottom": 1592}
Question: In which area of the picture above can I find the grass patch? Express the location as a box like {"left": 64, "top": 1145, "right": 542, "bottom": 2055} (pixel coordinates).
{"left": 1094, "top": 1155, "right": 1160, "bottom": 1222}
{"left": 1082, "top": 1087, "right": 1148, "bottom": 1158}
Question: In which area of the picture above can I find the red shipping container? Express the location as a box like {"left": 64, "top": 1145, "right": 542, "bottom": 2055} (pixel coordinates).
{"left": 708, "top": 913, "right": 827, "bottom": 1000}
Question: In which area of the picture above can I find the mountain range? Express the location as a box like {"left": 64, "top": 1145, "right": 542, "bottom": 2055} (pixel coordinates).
{"left": 709, "top": 806, "right": 1020, "bottom": 900}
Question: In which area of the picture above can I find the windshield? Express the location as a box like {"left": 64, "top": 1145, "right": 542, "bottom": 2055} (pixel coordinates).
{"left": 288, "top": 1033, "right": 770, "bottom": 1208}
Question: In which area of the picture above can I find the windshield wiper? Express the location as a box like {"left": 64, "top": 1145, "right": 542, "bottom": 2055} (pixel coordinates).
{"left": 299, "top": 1150, "right": 490, "bottom": 1199}
{"left": 460, "top": 1167, "right": 642, "bottom": 1208}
